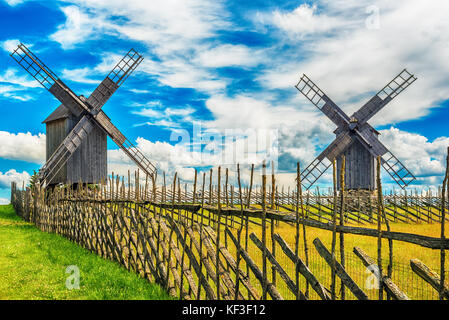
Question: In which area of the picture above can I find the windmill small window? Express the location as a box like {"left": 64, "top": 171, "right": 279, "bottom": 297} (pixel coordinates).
{"left": 10, "top": 44, "right": 157, "bottom": 188}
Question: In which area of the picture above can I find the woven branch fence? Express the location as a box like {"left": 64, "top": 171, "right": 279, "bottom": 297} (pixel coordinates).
{"left": 9, "top": 151, "right": 449, "bottom": 300}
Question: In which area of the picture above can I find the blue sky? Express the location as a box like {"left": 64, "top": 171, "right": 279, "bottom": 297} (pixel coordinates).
{"left": 0, "top": 0, "right": 448, "bottom": 202}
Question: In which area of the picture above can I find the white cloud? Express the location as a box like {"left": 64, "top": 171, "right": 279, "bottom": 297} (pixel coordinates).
{"left": 132, "top": 103, "right": 196, "bottom": 128}
{"left": 0, "top": 131, "right": 46, "bottom": 164}
{"left": 256, "top": 0, "right": 449, "bottom": 126}
{"left": 50, "top": 5, "right": 113, "bottom": 49}
{"left": 0, "top": 169, "right": 31, "bottom": 189}
{"left": 49, "top": 0, "right": 232, "bottom": 94}
{"left": 3, "top": 0, "right": 29, "bottom": 6}
{"left": 379, "top": 127, "right": 449, "bottom": 179}
{"left": 0, "top": 198, "right": 9, "bottom": 205}
{"left": 205, "top": 95, "right": 296, "bottom": 129}
{"left": 0, "top": 68, "right": 42, "bottom": 88}
{"left": 129, "top": 88, "right": 150, "bottom": 94}
{"left": 0, "top": 84, "right": 34, "bottom": 101}
{"left": 61, "top": 67, "right": 102, "bottom": 84}
{"left": 1, "top": 39, "right": 21, "bottom": 52}
{"left": 195, "top": 44, "right": 260, "bottom": 68}
{"left": 270, "top": 4, "right": 346, "bottom": 37}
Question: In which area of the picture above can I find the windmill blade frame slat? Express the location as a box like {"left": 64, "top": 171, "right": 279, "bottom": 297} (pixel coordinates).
{"left": 353, "top": 69, "right": 417, "bottom": 125}
{"left": 300, "top": 132, "right": 354, "bottom": 190}
{"left": 11, "top": 43, "right": 89, "bottom": 117}
{"left": 10, "top": 43, "right": 58, "bottom": 90}
{"left": 92, "top": 112, "right": 156, "bottom": 177}
{"left": 95, "top": 111, "right": 126, "bottom": 144}
{"left": 380, "top": 151, "right": 416, "bottom": 189}
{"left": 11, "top": 43, "right": 157, "bottom": 186}
{"left": 88, "top": 49, "right": 143, "bottom": 111}
{"left": 39, "top": 116, "right": 95, "bottom": 186}
{"left": 300, "top": 157, "right": 332, "bottom": 191}
{"left": 353, "top": 129, "right": 415, "bottom": 189}
{"left": 295, "top": 74, "right": 350, "bottom": 129}
{"left": 87, "top": 77, "right": 119, "bottom": 111}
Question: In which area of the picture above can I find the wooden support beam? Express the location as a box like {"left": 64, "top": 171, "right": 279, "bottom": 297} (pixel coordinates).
{"left": 200, "top": 226, "right": 260, "bottom": 300}
{"left": 313, "top": 238, "right": 369, "bottom": 300}
{"left": 410, "top": 258, "right": 449, "bottom": 299}
{"left": 273, "top": 233, "right": 331, "bottom": 300}
{"left": 250, "top": 232, "right": 307, "bottom": 300}
{"left": 208, "top": 207, "right": 449, "bottom": 250}
{"left": 353, "top": 246, "right": 410, "bottom": 300}
{"left": 226, "top": 228, "right": 283, "bottom": 300}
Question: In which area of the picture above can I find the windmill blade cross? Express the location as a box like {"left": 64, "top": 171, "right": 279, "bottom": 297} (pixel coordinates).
{"left": 39, "top": 111, "right": 156, "bottom": 187}
{"left": 11, "top": 43, "right": 156, "bottom": 186}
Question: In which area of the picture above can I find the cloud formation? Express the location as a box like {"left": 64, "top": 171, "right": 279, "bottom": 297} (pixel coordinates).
{"left": 0, "top": 131, "right": 46, "bottom": 164}
{"left": 0, "top": 169, "right": 31, "bottom": 189}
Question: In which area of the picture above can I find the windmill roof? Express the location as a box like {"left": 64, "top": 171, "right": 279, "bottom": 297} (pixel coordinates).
{"left": 42, "top": 104, "right": 71, "bottom": 124}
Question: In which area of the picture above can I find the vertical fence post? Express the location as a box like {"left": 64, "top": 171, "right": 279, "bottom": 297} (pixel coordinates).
{"left": 331, "top": 159, "right": 338, "bottom": 300}
{"left": 261, "top": 161, "right": 268, "bottom": 300}
{"left": 339, "top": 155, "right": 346, "bottom": 300}
{"left": 196, "top": 172, "right": 206, "bottom": 299}
{"left": 235, "top": 163, "right": 244, "bottom": 299}
{"left": 271, "top": 161, "right": 277, "bottom": 288}
{"left": 295, "top": 162, "right": 301, "bottom": 300}
{"left": 216, "top": 167, "right": 222, "bottom": 300}
{"left": 440, "top": 147, "right": 449, "bottom": 300}
{"left": 376, "top": 156, "right": 384, "bottom": 300}
{"left": 246, "top": 164, "right": 254, "bottom": 284}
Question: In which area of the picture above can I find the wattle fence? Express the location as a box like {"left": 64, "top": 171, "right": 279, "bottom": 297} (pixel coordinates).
{"left": 9, "top": 155, "right": 449, "bottom": 300}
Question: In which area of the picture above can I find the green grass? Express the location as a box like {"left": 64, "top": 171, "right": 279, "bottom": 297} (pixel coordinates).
{"left": 0, "top": 204, "right": 172, "bottom": 300}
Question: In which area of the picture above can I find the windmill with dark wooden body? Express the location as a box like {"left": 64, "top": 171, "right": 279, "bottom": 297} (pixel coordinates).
{"left": 295, "top": 69, "right": 417, "bottom": 191}
{"left": 10, "top": 43, "right": 156, "bottom": 188}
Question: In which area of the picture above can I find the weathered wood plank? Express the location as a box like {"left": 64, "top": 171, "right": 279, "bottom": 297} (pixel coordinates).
{"left": 410, "top": 258, "right": 449, "bottom": 299}
{"left": 273, "top": 233, "right": 331, "bottom": 300}
{"left": 313, "top": 238, "right": 369, "bottom": 300}
{"left": 353, "top": 246, "right": 410, "bottom": 300}
{"left": 226, "top": 228, "right": 284, "bottom": 300}
{"left": 250, "top": 232, "right": 307, "bottom": 300}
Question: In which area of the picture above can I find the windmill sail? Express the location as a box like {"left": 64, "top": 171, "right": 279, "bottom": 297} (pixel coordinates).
{"left": 353, "top": 131, "right": 416, "bottom": 188}
{"left": 11, "top": 43, "right": 157, "bottom": 187}
{"left": 93, "top": 112, "right": 157, "bottom": 178}
{"left": 39, "top": 116, "right": 94, "bottom": 185}
{"left": 295, "top": 74, "right": 350, "bottom": 128}
{"left": 381, "top": 150, "right": 416, "bottom": 188}
{"left": 353, "top": 69, "right": 417, "bottom": 125}
{"left": 40, "top": 114, "right": 156, "bottom": 186}
{"left": 300, "top": 132, "right": 353, "bottom": 190}
{"left": 11, "top": 44, "right": 88, "bottom": 117}
{"left": 87, "top": 49, "right": 143, "bottom": 111}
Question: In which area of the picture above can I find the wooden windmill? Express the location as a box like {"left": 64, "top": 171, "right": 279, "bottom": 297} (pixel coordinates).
{"left": 295, "top": 69, "right": 417, "bottom": 191}
{"left": 10, "top": 43, "right": 156, "bottom": 188}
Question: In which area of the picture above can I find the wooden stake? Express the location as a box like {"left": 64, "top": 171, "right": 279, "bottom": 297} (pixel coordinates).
{"left": 440, "top": 147, "right": 449, "bottom": 300}
{"left": 331, "top": 159, "right": 338, "bottom": 300}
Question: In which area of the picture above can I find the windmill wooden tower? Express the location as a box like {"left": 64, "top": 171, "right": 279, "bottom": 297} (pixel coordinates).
{"left": 295, "top": 69, "right": 417, "bottom": 191}
{"left": 10, "top": 43, "right": 156, "bottom": 187}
